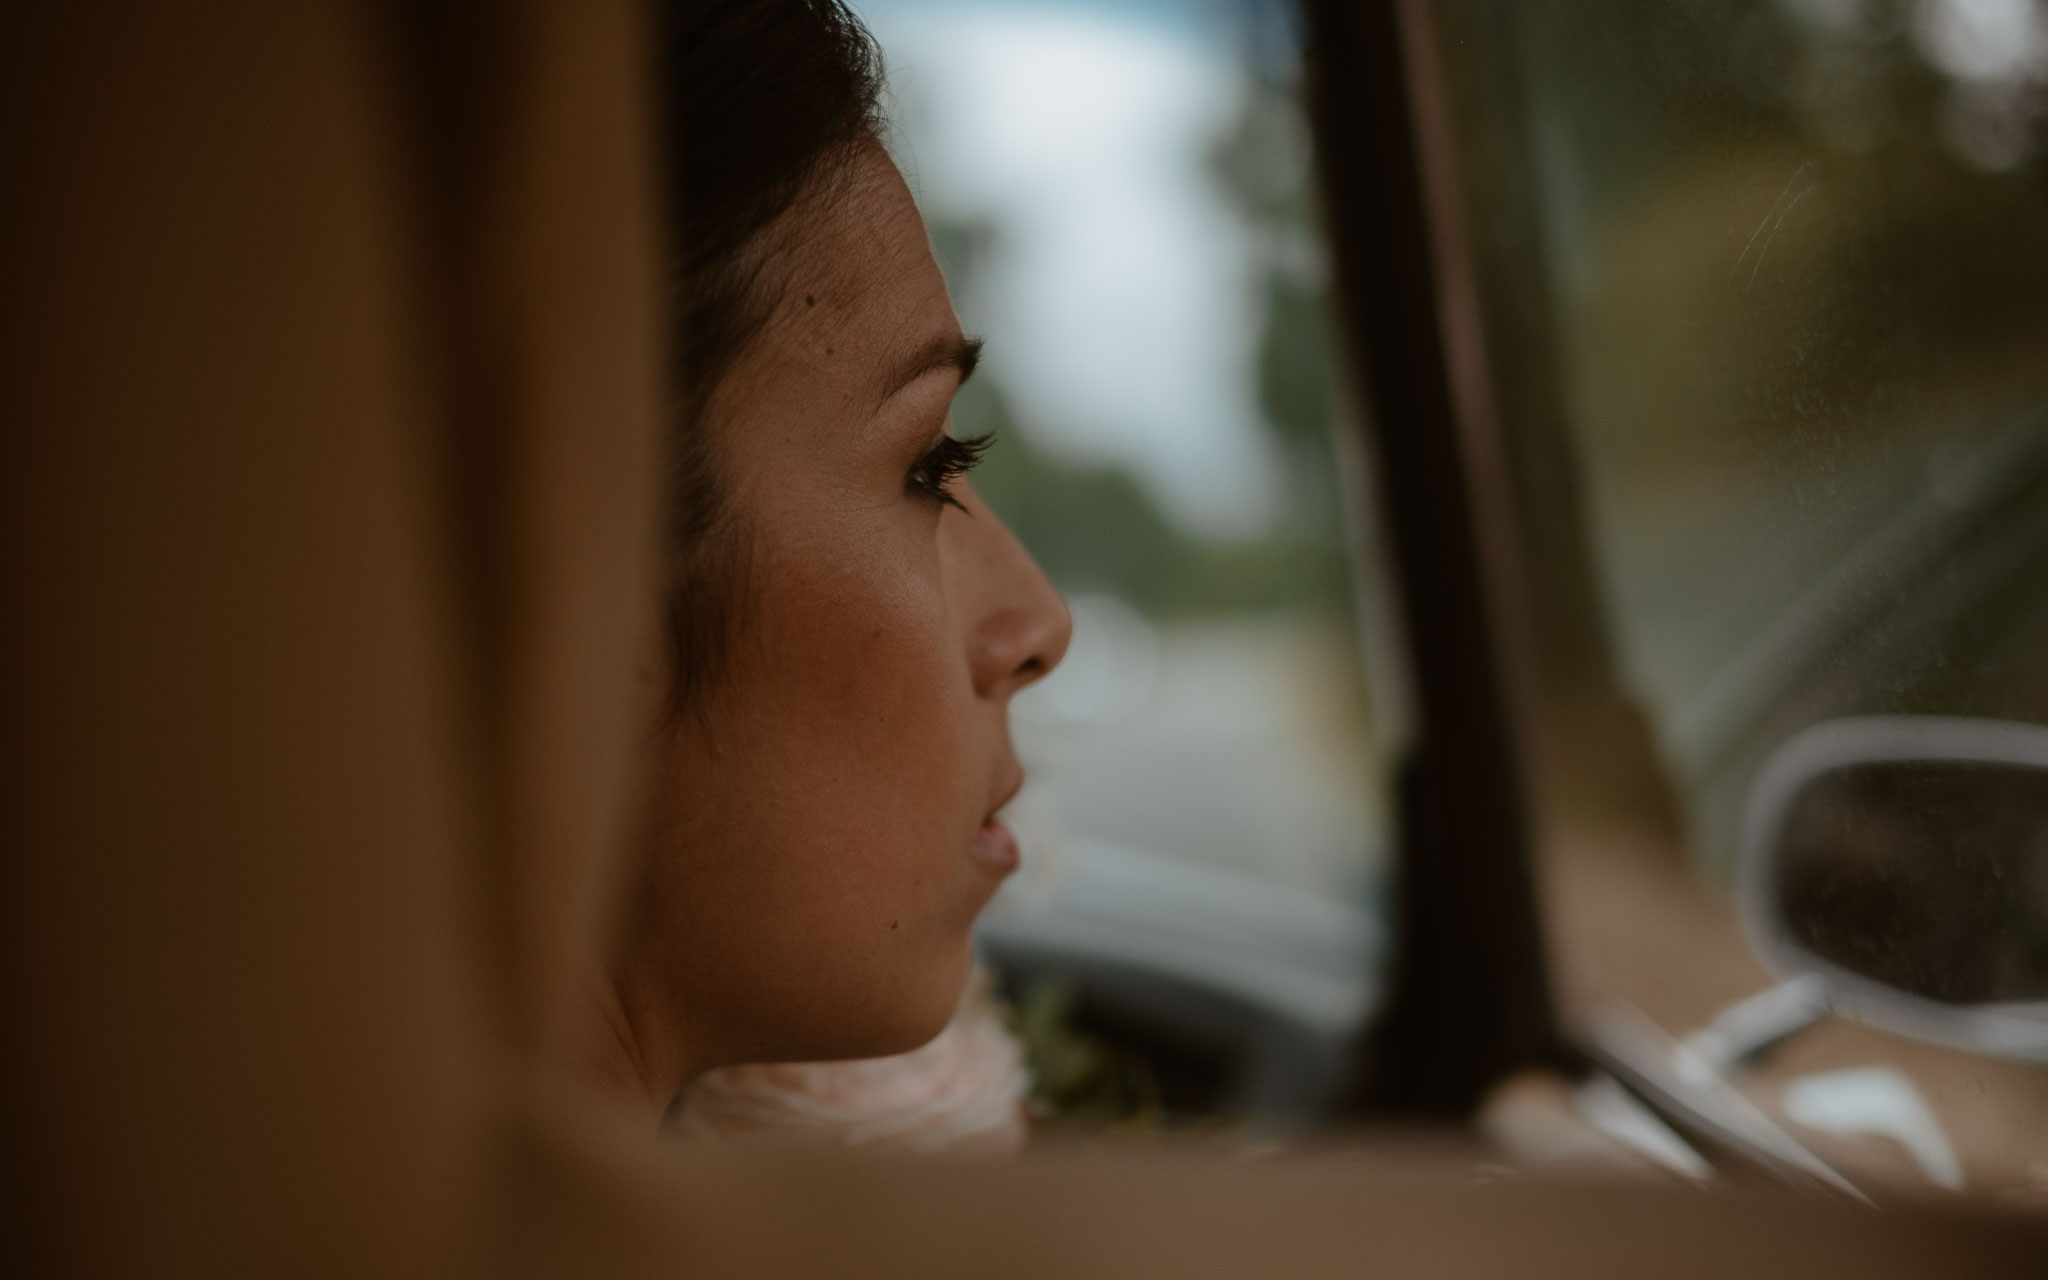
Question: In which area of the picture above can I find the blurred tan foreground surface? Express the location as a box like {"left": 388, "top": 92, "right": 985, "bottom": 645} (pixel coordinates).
{"left": 509, "top": 1099, "right": 2044, "bottom": 1278}
{"left": 2, "top": 4, "right": 2042, "bottom": 1275}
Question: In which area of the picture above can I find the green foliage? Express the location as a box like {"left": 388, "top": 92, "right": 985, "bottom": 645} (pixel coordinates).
{"left": 1002, "top": 979, "right": 1163, "bottom": 1129}
{"left": 1256, "top": 275, "right": 1335, "bottom": 447}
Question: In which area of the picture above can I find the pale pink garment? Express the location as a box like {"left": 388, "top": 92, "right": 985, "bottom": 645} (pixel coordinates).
{"left": 673, "top": 967, "right": 1031, "bottom": 1155}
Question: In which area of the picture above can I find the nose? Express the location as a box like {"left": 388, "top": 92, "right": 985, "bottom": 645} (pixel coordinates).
{"left": 946, "top": 483, "right": 1071, "bottom": 702}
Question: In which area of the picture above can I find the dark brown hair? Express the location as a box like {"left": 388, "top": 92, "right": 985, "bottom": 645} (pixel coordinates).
{"left": 656, "top": 0, "right": 886, "bottom": 711}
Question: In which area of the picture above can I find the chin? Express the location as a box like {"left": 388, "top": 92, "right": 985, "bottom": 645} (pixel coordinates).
{"left": 838, "top": 941, "right": 977, "bottom": 1062}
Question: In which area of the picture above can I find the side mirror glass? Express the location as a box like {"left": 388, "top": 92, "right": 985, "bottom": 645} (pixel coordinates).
{"left": 1739, "top": 716, "right": 2048, "bottom": 1062}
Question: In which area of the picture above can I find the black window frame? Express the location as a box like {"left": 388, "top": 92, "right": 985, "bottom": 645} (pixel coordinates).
{"left": 1304, "top": 0, "right": 1586, "bottom": 1115}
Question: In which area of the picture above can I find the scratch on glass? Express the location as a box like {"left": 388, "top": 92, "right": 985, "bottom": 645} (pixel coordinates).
{"left": 1736, "top": 159, "right": 1819, "bottom": 291}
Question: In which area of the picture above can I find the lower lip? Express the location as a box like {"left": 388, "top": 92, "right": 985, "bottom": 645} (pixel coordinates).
{"left": 972, "top": 817, "right": 1020, "bottom": 874}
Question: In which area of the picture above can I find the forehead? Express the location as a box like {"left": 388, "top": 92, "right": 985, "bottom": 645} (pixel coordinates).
{"left": 762, "top": 145, "right": 952, "bottom": 362}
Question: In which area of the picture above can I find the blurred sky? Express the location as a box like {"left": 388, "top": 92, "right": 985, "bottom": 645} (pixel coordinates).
{"left": 856, "top": 0, "right": 1286, "bottom": 537}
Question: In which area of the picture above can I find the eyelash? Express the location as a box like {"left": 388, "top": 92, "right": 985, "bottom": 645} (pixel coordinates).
{"left": 905, "top": 432, "right": 993, "bottom": 512}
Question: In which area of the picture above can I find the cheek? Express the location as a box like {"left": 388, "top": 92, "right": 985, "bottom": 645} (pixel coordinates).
{"left": 646, "top": 519, "right": 993, "bottom": 1057}
{"left": 756, "top": 539, "right": 982, "bottom": 884}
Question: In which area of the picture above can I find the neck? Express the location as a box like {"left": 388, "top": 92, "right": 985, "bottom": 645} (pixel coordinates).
{"left": 581, "top": 974, "right": 695, "bottom": 1122}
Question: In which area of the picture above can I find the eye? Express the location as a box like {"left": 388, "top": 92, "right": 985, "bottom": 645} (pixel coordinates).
{"left": 905, "top": 431, "right": 993, "bottom": 512}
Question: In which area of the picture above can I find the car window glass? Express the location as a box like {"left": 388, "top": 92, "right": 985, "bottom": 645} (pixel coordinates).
{"left": 1433, "top": 0, "right": 2048, "bottom": 1199}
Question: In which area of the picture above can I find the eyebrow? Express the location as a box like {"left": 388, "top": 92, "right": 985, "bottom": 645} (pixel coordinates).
{"left": 880, "top": 332, "right": 983, "bottom": 403}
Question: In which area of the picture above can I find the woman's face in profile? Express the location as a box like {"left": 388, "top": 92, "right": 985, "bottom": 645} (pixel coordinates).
{"left": 619, "top": 143, "right": 1070, "bottom": 1082}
